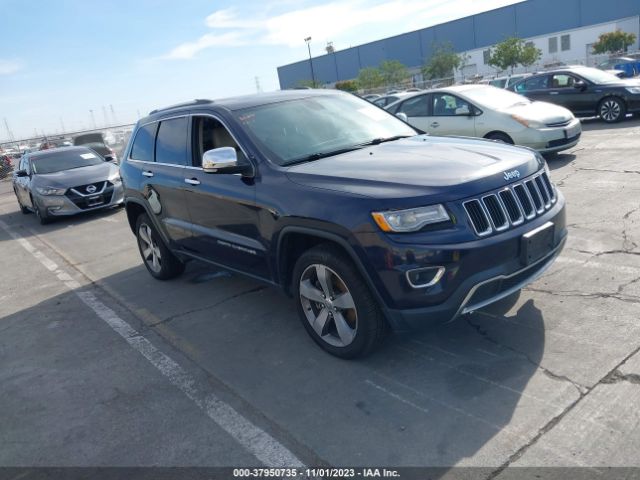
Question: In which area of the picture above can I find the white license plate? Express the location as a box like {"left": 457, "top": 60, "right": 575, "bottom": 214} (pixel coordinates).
{"left": 565, "top": 123, "right": 580, "bottom": 139}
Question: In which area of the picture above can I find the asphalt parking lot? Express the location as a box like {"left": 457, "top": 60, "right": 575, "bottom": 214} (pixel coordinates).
{"left": 1, "top": 118, "right": 639, "bottom": 474}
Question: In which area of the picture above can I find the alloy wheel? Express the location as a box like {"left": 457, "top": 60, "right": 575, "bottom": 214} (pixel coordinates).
{"left": 299, "top": 264, "right": 358, "bottom": 347}
{"left": 138, "top": 223, "right": 162, "bottom": 273}
{"left": 600, "top": 99, "right": 621, "bottom": 122}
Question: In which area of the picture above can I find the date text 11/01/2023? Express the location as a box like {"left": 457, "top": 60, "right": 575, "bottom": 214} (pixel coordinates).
{"left": 232, "top": 468, "right": 400, "bottom": 478}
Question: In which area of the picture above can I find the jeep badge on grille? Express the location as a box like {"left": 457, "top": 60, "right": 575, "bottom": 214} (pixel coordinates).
{"left": 503, "top": 169, "right": 521, "bottom": 181}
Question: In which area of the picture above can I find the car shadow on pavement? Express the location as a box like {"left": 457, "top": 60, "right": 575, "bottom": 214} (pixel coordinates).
{"left": 545, "top": 153, "right": 576, "bottom": 171}
{"left": 0, "top": 239, "right": 554, "bottom": 469}
{"left": 580, "top": 115, "right": 640, "bottom": 132}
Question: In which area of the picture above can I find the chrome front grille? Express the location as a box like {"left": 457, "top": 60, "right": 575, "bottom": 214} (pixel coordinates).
{"left": 463, "top": 171, "right": 556, "bottom": 237}
{"left": 546, "top": 119, "right": 571, "bottom": 128}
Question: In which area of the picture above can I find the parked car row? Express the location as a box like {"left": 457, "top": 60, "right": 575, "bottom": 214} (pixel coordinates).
{"left": 386, "top": 85, "right": 581, "bottom": 154}
{"left": 12, "top": 146, "right": 123, "bottom": 224}
{"left": 509, "top": 66, "right": 640, "bottom": 122}
{"left": 1, "top": 154, "right": 14, "bottom": 179}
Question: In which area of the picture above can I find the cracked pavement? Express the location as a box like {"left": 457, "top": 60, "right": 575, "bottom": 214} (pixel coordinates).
{"left": 1, "top": 116, "right": 639, "bottom": 472}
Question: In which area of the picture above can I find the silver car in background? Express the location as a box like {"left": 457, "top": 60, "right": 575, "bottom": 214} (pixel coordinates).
{"left": 386, "top": 85, "right": 581, "bottom": 154}
{"left": 12, "top": 146, "right": 123, "bottom": 224}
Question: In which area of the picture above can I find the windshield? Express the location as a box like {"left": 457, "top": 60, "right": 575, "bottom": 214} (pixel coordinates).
{"left": 461, "top": 86, "right": 531, "bottom": 109}
{"left": 31, "top": 149, "right": 104, "bottom": 174}
{"left": 571, "top": 67, "right": 621, "bottom": 84}
{"left": 234, "top": 94, "right": 417, "bottom": 166}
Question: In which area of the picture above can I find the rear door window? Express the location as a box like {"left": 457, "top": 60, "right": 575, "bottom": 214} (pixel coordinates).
{"left": 515, "top": 75, "right": 550, "bottom": 93}
{"left": 155, "top": 117, "right": 188, "bottom": 166}
{"left": 398, "top": 95, "right": 430, "bottom": 117}
{"left": 130, "top": 123, "right": 157, "bottom": 161}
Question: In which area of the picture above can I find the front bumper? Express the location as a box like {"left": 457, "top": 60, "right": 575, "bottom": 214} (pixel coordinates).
{"left": 516, "top": 118, "right": 582, "bottom": 153}
{"left": 35, "top": 182, "right": 124, "bottom": 216}
{"left": 365, "top": 193, "right": 566, "bottom": 331}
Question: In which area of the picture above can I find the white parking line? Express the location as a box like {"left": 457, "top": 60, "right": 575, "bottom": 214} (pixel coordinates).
{"left": 0, "top": 219, "right": 305, "bottom": 468}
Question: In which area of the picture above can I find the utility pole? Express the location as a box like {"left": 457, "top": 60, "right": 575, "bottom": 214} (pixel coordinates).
{"left": 304, "top": 36, "right": 316, "bottom": 87}
{"left": 60, "top": 117, "right": 65, "bottom": 133}
{"left": 102, "top": 106, "right": 109, "bottom": 127}
{"left": 3, "top": 118, "right": 14, "bottom": 142}
{"left": 110, "top": 104, "right": 118, "bottom": 125}
{"left": 254, "top": 76, "right": 262, "bottom": 93}
{"left": 89, "top": 109, "right": 97, "bottom": 129}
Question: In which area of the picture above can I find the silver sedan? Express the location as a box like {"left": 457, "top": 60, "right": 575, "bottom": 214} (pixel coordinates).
{"left": 386, "top": 85, "right": 581, "bottom": 154}
{"left": 12, "top": 146, "right": 123, "bottom": 224}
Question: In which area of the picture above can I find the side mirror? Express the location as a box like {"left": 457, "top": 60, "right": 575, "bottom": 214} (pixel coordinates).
{"left": 15, "top": 169, "right": 28, "bottom": 177}
{"left": 456, "top": 105, "right": 471, "bottom": 116}
{"left": 202, "top": 147, "right": 252, "bottom": 176}
{"left": 573, "top": 80, "right": 586, "bottom": 91}
{"left": 396, "top": 112, "right": 408, "bottom": 122}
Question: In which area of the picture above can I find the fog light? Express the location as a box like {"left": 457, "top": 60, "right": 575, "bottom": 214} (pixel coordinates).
{"left": 406, "top": 266, "right": 445, "bottom": 288}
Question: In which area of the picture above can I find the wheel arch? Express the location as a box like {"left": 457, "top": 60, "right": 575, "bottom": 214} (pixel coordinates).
{"left": 483, "top": 131, "right": 514, "bottom": 144}
{"left": 275, "top": 226, "right": 388, "bottom": 309}
{"left": 125, "top": 199, "right": 149, "bottom": 234}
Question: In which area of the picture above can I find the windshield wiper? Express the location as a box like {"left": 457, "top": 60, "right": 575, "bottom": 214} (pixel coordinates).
{"left": 359, "top": 135, "right": 414, "bottom": 146}
{"left": 283, "top": 145, "right": 367, "bottom": 166}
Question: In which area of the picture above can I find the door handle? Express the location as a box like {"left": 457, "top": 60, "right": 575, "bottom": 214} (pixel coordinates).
{"left": 142, "top": 170, "right": 154, "bottom": 177}
{"left": 184, "top": 178, "right": 201, "bottom": 186}
{"left": 431, "top": 122, "right": 439, "bottom": 128}
{"left": 549, "top": 91, "right": 559, "bottom": 95}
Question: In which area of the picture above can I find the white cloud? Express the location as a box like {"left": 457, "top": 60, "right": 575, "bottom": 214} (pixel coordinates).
{"left": 161, "top": 0, "right": 522, "bottom": 60}
{"left": 163, "top": 31, "right": 248, "bottom": 60}
{"left": 0, "top": 59, "right": 23, "bottom": 75}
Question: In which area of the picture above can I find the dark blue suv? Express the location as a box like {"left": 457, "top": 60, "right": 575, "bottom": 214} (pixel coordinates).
{"left": 120, "top": 90, "right": 566, "bottom": 358}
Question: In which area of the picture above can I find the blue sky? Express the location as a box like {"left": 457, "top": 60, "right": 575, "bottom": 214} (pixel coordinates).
{"left": 0, "top": 0, "right": 521, "bottom": 140}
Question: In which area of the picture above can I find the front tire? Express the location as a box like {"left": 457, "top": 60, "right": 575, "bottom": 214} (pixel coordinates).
{"left": 292, "top": 244, "right": 387, "bottom": 359}
{"left": 599, "top": 97, "right": 625, "bottom": 123}
{"left": 15, "top": 190, "right": 30, "bottom": 214}
{"left": 33, "top": 198, "right": 52, "bottom": 225}
{"left": 135, "top": 213, "right": 185, "bottom": 280}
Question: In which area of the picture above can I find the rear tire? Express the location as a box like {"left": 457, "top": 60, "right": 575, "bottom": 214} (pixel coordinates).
{"left": 485, "top": 132, "right": 514, "bottom": 144}
{"left": 135, "top": 213, "right": 185, "bottom": 280}
{"left": 292, "top": 244, "right": 388, "bottom": 359}
{"left": 599, "top": 97, "right": 625, "bottom": 123}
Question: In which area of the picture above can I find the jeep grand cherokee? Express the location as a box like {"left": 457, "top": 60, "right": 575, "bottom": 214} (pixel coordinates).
{"left": 120, "top": 90, "right": 566, "bottom": 358}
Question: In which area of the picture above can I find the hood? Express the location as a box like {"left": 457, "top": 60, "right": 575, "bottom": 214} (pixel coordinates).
{"left": 34, "top": 162, "right": 117, "bottom": 188}
{"left": 286, "top": 135, "right": 541, "bottom": 201}
{"left": 504, "top": 101, "right": 573, "bottom": 124}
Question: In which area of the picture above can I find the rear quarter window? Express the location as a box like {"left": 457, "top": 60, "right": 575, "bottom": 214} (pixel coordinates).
{"left": 130, "top": 123, "right": 158, "bottom": 161}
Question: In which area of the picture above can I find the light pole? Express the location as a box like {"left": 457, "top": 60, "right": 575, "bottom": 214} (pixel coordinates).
{"left": 304, "top": 36, "right": 316, "bottom": 87}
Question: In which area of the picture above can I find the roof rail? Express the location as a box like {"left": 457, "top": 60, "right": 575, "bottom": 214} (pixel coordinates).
{"left": 149, "top": 99, "right": 213, "bottom": 115}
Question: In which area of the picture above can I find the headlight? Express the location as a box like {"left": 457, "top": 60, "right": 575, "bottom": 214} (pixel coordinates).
{"left": 511, "top": 114, "right": 544, "bottom": 129}
{"left": 35, "top": 186, "right": 66, "bottom": 195}
{"left": 625, "top": 87, "right": 640, "bottom": 94}
{"left": 372, "top": 205, "right": 450, "bottom": 232}
{"left": 110, "top": 176, "right": 122, "bottom": 184}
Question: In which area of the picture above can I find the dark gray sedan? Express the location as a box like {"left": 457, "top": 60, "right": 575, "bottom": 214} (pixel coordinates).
{"left": 12, "top": 146, "right": 123, "bottom": 224}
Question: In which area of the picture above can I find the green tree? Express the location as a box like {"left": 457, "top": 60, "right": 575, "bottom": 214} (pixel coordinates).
{"left": 488, "top": 37, "right": 541, "bottom": 73}
{"left": 356, "top": 67, "right": 384, "bottom": 89}
{"left": 379, "top": 60, "right": 409, "bottom": 86}
{"left": 592, "top": 30, "right": 637, "bottom": 54}
{"left": 520, "top": 42, "right": 542, "bottom": 69}
{"left": 335, "top": 80, "right": 359, "bottom": 92}
{"left": 422, "top": 42, "right": 462, "bottom": 80}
